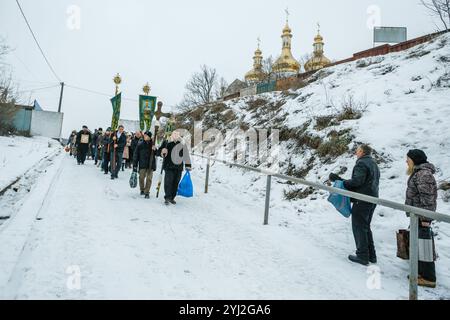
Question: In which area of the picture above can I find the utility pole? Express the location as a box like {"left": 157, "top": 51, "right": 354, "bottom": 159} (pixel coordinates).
{"left": 57, "top": 82, "right": 65, "bottom": 113}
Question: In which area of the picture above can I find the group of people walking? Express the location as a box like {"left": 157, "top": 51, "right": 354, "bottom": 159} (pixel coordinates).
{"left": 68, "top": 125, "right": 439, "bottom": 288}
{"left": 67, "top": 125, "right": 192, "bottom": 205}
{"left": 330, "top": 145, "right": 438, "bottom": 288}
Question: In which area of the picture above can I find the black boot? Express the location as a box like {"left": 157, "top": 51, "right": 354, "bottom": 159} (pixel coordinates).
{"left": 145, "top": 194, "right": 150, "bottom": 199}
{"left": 140, "top": 191, "right": 145, "bottom": 196}
{"left": 348, "top": 255, "right": 369, "bottom": 266}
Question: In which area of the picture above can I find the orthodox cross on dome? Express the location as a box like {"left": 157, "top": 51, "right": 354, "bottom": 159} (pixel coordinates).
{"left": 285, "top": 7, "right": 290, "bottom": 23}
{"left": 317, "top": 22, "right": 321, "bottom": 34}
{"left": 257, "top": 36, "right": 261, "bottom": 49}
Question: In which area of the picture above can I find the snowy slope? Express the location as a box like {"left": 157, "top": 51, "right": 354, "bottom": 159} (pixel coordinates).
{"left": 180, "top": 33, "right": 450, "bottom": 297}
{"left": 0, "top": 136, "right": 61, "bottom": 191}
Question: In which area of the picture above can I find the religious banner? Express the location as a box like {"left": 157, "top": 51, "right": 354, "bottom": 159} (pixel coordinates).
{"left": 110, "top": 92, "right": 122, "bottom": 131}
{"left": 139, "top": 95, "right": 157, "bottom": 131}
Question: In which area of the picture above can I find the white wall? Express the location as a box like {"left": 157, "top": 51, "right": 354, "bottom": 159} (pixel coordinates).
{"left": 30, "top": 111, "right": 64, "bottom": 139}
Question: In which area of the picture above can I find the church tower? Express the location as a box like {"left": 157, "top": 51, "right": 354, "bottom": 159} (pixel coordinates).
{"left": 272, "top": 10, "right": 300, "bottom": 78}
{"left": 245, "top": 39, "right": 267, "bottom": 84}
{"left": 305, "top": 24, "right": 331, "bottom": 72}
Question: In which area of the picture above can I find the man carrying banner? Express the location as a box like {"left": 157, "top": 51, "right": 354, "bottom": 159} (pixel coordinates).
{"left": 133, "top": 131, "right": 157, "bottom": 198}
{"left": 110, "top": 125, "right": 127, "bottom": 180}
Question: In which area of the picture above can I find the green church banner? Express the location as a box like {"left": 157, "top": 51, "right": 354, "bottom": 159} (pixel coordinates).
{"left": 139, "top": 95, "right": 157, "bottom": 131}
{"left": 110, "top": 93, "right": 122, "bottom": 131}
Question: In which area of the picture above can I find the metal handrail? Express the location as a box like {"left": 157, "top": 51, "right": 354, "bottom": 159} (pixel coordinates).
{"left": 191, "top": 152, "right": 450, "bottom": 300}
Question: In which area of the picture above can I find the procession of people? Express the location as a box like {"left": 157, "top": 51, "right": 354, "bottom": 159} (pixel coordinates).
{"left": 67, "top": 122, "right": 192, "bottom": 206}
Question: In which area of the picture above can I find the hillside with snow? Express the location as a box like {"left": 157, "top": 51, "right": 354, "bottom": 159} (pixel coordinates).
{"left": 177, "top": 33, "right": 450, "bottom": 298}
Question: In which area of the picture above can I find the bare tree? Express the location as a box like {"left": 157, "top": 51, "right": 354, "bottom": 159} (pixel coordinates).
{"left": 421, "top": 0, "right": 450, "bottom": 31}
{"left": 177, "top": 65, "right": 220, "bottom": 112}
{"left": 299, "top": 53, "right": 313, "bottom": 72}
{"left": 262, "top": 55, "right": 275, "bottom": 82}
{"left": 0, "top": 39, "right": 18, "bottom": 104}
{"left": 216, "top": 77, "right": 228, "bottom": 100}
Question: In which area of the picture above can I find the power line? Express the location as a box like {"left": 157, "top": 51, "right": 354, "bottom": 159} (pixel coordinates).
{"left": 15, "top": 0, "right": 62, "bottom": 82}
{"left": 65, "top": 84, "right": 139, "bottom": 102}
{"left": 17, "top": 84, "right": 60, "bottom": 93}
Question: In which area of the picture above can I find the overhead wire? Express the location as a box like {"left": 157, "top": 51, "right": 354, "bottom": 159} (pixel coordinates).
{"left": 15, "top": 0, "right": 62, "bottom": 82}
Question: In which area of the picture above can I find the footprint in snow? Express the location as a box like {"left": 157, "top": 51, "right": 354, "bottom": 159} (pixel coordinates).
{"left": 104, "top": 187, "right": 120, "bottom": 200}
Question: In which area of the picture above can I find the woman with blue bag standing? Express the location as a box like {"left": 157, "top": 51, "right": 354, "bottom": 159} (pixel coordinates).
{"left": 158, "top": 131, "right": 192, "bottom": 205}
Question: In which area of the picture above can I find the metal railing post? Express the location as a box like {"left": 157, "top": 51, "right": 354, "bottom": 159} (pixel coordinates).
{"left": 409, "top": 213, "right": 419, "bottom": 300}
{"left": 205, "top": 156, "right": 210, "bottom": 194}
{"left": 264, "top": 175, "right": 272, "bottom": 225}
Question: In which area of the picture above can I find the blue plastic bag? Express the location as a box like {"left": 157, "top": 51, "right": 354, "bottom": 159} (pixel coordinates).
{"left": 327, "top": 180, "right": 352, "bottom": 218}
{"left": 177, "top": 171, "right": 194, "bottom": 198}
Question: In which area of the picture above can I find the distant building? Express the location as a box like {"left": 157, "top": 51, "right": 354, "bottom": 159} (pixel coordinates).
{"left": 224, "top": 79, "right": 247, "bottom": 97}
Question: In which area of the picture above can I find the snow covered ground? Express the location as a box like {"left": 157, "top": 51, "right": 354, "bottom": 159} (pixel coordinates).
{"left": 0, "top": 136, "right": 62, "bottom": 224}
{"left": 0, "top": 153, "right": 448, "bottom": 300}
{"left": 0, "top": 136, "right": 61, "bottom": 191}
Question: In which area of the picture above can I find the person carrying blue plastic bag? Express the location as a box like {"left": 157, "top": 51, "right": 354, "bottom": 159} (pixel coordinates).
{"left": 157, "top": 130, "right": 192, "bottom": 205}
{"left": 329, "top": 144, "right": 380, "bottom": 267}
{"left": 327, "top": 180, "right": 351, "bottom": 218}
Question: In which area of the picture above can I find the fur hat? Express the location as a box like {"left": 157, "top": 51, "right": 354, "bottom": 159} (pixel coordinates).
{"left": 407, "top": 149, "right": 428, "bottom": 165}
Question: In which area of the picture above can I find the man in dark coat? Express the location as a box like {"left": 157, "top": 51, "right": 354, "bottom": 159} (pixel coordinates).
{"left": 130, "top": 131, "right": 142, "bottom": 162}
{"left": 101, "top": 128, "right": 112, "bottom": 174}
{"left": 75, "top": 125, "right": 92, "bottom": 165}
{"left": 330, "top": 144, "right": 380, "bottom": 266}
{"left": 405, "top": 149, "right": 437, "bottom": 288}
{"left": 133, "top": 131, "right": 157, "bottom": 199}
{"left": 92, "top": 128, "right": 102, "bottom": 165}
{"left": 110, "top": 125, "right": 127, "bottom": 179}
{"left": 157, "top": 131, "right": 192, "bottom": 205}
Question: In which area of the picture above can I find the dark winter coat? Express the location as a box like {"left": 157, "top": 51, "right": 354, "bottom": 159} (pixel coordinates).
{"left": 133, "top": 139, "right": 157, "bottom": 171}
{"left": 130, "top": 137, "right": 141, "bottom": 160}
{"left": 344, "top": 155, "right": 380, "bottom": 199}
{"left": 76, "top": 130, "right": 92, "bottom": 146}
{"left": 405, "top": 163, "right": 437, "bottom": 223}
{"left": 102, "top": 135, "right": 112, "bottom": 153}
{"left": 110, "top": 131, "right": 127, "bottom": 153}
{"left": 92, "top": 132, "right": 100, "bottom": 146}
{"left": 157, "top": 140, "right": 192, "bottom": 171}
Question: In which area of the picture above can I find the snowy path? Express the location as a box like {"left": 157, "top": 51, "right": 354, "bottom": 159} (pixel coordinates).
{"left": 0, "top": 154, "right": 448, "bottom": 299}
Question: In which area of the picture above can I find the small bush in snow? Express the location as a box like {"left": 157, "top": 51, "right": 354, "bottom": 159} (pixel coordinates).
{"left": 317, "top": 136, "right": 351, "bottom": 158}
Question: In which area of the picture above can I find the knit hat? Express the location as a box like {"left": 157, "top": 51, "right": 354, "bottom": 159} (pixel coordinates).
{"left": 407, "top": 149, "right": 428, "bottom": 165}
{"left": 144, "top": 131, "right": 152, "bottom": 137}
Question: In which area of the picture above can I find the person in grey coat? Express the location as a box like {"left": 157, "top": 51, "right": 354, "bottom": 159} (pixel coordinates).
{"left": 330, "top": 144, "right": 380, "bottom": 266}
{"left": 405, "top": 149, "right": 437, "bottom": 288}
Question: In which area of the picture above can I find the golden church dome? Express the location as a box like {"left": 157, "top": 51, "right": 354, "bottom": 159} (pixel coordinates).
{"left": 305, "top": 27, "right": 331, "bottom": 72}
{"left": 272, "top": 22, "right": 300, "bottom": 76}
{"left": 245, "top": 43, "right": 267, "bottom": 84}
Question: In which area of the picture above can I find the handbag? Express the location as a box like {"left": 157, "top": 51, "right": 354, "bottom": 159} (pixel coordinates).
{"left": 129, "top": 171, "right": 138, "bottom": 189}
{"left": 396, "top": 228, "right": 437, "bottom": 261}
{"left": 396, "top": 229, "right": 410, "bottom": 260}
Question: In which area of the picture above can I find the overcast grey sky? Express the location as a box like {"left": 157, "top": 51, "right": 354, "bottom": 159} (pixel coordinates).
{"left": 0, "top": 0, "right": 440, "bottom": 137}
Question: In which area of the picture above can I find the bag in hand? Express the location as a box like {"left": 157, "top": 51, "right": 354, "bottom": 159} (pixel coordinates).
{"left": 129, "top": 171, "right": 138, "bottom": 189}
{"left": 177, "top": 171, "right": 193, "bottom": 198}
{"left": 396, "top": 229, "right": 437, "bottom": 261}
